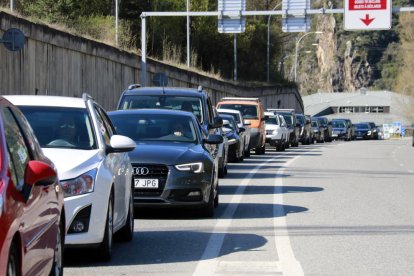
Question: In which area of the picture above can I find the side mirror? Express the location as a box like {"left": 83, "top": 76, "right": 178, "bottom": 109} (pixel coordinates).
{"left": 204, "top": 134, "right": 223, "bottom": 145}
{"left": 244, "top": 120, "right": 251, "bottom": 126}
{"left": 107, "top": 135, "right": 136, "bottom": 154}
{"left": 209, "top": 117, "right": 223, "bottom": 129}
{"left": 24, "top": 160, "right": 57, "bottom": 187}
{"left": 238, "top": 127, "right": 246, "bottom": 133}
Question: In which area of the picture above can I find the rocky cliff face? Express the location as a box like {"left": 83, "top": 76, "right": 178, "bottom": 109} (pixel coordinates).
{"left": 298, "top": 14, "right": 377, "bottom": 94}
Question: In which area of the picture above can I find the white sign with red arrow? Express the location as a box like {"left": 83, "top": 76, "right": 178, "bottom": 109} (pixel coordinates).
{"left": 344, "top": 0, "right": 392, "bottom": 30}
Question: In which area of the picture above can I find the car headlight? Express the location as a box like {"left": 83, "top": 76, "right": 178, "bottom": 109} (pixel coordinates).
{"left": 368, "top": 131, "right": 372, "bottom": 135}
{"left": 175, "top": 162, "right": 204, "bottom": 173}
{"left": 272, "top": 130, "right": 278, "bottom": 135}
{"left": 60, "top": 169, "right": 97, "bottom": 198}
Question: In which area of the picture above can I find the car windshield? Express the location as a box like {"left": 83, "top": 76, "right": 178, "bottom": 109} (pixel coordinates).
{"left": 265, "top": 116, "right": 278, "bottom": 125}
{"left": 312, "top": 121, "right": 318, "bottom": 127}
{"left": 332, "top": 121, "right": 346, "bottom": 128}
{"left": 218, "top": 104, "right": 258, "bottom": 119}
{"left": 356, "top": 124, "right": 370, "bottom": 130}
{"left": 219, "top": 112, "right": 240, "bottom": 123}
{"left": 18, "top": 106, "right": 96, "bottom": 150}
{"left": 109, "top": 113, "right": 198, "bottom": 143}
{"left": 119, "top": 95, "right": 203, "bottom": 122}
{"left": 282, "top": 114, "right": 293, "bottom": 126}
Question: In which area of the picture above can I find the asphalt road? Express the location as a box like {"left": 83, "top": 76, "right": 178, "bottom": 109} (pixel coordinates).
{"left": 65, "top": 138, "right": 414, "bottom": 276}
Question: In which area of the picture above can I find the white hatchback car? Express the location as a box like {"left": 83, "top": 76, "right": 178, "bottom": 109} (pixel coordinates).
{"left": 264, "top": 111, "right": 289, "bottom": 151}
{"left": 5, "top": 94, "right": 136, "bottom": 261}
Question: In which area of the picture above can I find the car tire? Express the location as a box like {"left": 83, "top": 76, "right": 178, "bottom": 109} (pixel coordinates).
{"left": 118, "top": 192, "right": 134, "bottom": 242}
{"left": 7, "top": 241, "right": 19, "bottom": 276}
{"left": 218, "top": 167, "right": 224, "bottom": 178}
{"left": 98, "top": 193, "right": 114, "bottom": 262}
{"left": 50, "top": 219, "right": 64, "bottom": 276}
{"left": 202, "top": 184, "right": 215, "bottom": 218}
{"left": 239, "top": 153, "right": 244, "bottom": 162}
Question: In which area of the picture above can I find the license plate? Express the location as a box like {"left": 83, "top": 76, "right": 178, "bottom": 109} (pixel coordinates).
{"left": 134, "top": 179, "right": 159, "bottom": 188}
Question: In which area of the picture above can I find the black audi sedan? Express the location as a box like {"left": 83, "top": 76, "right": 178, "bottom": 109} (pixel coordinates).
{"left": 108, "top": 109, "right": 223, "bottom": 217}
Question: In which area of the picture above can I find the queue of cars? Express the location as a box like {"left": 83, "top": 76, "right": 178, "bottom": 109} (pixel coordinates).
{"left": 0, "top": 85, "right": 385, "bottom": 274}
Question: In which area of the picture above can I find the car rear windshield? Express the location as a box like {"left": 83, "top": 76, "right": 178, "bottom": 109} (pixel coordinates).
{"left": 265, "top": 116, "right": 278, "bottom": 125}
{"left": 218, "top": 104, "right": 258, "bottom": 119}
{"left": 222, "top": 117, "right": 237, "bottom": 131}
{"left": 18, "top": 106, "right": 97, "bottom": 150}
{"left": 109, "top": 113, "right": 198, "bottom": 143}
{"left": 218, "top": 112, "right": 240, "bottom": 123}
{"left": 118, "top": 95, "right": 203, "bottom": 122}
{"left": 332, "top": 121, "right": 346, "bottom": 128}
{"left": 355, "top": 124, "right": 370, "bottom": 130}
{"left": 296, "top": 115, "right": 305, "bottom": 125}
{"left": 282, "top": 114, "right": 293, "bottom": 126}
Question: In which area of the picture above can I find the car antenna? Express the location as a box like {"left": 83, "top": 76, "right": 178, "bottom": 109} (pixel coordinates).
{"left": 152, "top": 73, "right": 168, "bottom": 95}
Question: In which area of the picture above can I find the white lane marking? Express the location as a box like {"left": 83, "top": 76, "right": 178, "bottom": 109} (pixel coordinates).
{"left": 409, "top": 170, "right": 414, "bottom": 173}
{"left": 193, "top": 157, "right": 278, "bottom": 276}
{"left": 215, "top": 261, "right": 282, "bottom": 274}
{"left": 273, "top": 157, "right": 305, "bottom": 276}
{"left": 400, "top": 163, "right": 404, "bottom": 167}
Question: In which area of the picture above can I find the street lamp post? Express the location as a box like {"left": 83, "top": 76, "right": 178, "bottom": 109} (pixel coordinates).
{"left": 186, "top": 0, "right": 190, "bottom": 67}
{"left": 294, "top": 31, "right": 323, "bottom": 82}
{"left": 115, "top": 0, "right": 119, "bottom": 47}
{"left": 266, "top": 2, "right": 282, "bottom": 82}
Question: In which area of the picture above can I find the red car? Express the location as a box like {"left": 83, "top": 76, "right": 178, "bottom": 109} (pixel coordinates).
{"left": 0, "top": 97, "right": 65, "bottom": 276}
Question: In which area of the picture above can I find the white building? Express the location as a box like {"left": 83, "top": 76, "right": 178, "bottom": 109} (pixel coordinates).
{"left": 303, "top": 90, "right": 413, "bottom": 126}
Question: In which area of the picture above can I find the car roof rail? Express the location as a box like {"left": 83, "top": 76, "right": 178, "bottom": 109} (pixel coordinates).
{"left": 267, "top": 108, "right": 294, "bottom": 112}
{"left": 127, "top": 84, "right": 141, "bottom": 90}
{"left": 220, "top": 97, "right": 260, "bottom": 102}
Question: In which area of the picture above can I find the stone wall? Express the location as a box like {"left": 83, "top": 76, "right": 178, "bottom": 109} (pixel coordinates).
{"left": 0, "top": 12, "right": 303, "bottom": 112}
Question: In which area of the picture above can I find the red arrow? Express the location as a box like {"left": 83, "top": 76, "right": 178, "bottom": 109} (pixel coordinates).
{"left": 360, "top": 14, "right": 375, "bottom": 26}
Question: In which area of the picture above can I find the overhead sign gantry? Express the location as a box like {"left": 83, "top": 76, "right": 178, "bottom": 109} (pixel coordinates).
{"left": 139, "top": 1, "right": 414, "bottom": 85}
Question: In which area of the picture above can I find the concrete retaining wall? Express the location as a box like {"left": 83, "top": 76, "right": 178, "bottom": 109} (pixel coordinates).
{"left": 0, "top": 12, "right": 303, "bottom": 112}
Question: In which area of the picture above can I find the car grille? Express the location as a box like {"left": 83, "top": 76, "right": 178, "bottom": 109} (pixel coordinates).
{"left": 266, "top": 130, "right": 273, "bottom": 135}
{"left": 132, "top": 164, "right": 169, "bottom": 197}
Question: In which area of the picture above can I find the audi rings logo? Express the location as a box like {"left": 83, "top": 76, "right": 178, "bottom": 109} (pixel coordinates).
{"left": 134, "top": 167, "right": 150, "bottom": 175}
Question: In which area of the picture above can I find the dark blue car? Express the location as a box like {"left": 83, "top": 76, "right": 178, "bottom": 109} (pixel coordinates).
{"left": 108, "top": 109, "right": 223, "bottom": 217}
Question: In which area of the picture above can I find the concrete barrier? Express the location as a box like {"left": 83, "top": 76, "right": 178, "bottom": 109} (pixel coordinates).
{"left": 0, "top": 11, "right": 303, "bottom": 112}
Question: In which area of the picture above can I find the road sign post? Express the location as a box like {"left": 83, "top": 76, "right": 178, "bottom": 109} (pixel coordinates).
{"left": 344, "top": 0, "right": 392, "bottom": 30}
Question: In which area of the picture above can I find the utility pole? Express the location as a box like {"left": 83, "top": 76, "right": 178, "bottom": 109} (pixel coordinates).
{"left": 234, "top": 34, "right": 237, "bottom": 81}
